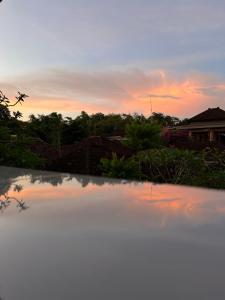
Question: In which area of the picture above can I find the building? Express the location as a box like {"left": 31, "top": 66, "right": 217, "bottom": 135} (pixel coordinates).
{"left": 175, "top": 107, "right": 225, "bottom": 144}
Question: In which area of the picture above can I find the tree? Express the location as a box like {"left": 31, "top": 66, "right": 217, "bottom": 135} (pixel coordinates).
{"left": 62, "top": 118, "right": 88, "bottom": 144}
{"left": 0, "top": 91, "right": 28, "bottom": 120}
{"left": 0, "top": 91, "right": 28, "bottom": 137}
{"left": 124, "top": 122, "right": 162, "bottom": 151}
{"left": 28, "top": 112, "right": 64, "bottom": 154}
{"left": 0, "top": 104, "right": 10, "bottom": 121}
{"left": 150, "top": 112, "right": 180, "bottom": 126}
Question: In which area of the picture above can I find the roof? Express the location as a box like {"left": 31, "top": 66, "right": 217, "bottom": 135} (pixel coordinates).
{"left": 189, "top": 107, "right": 225, "bottom": 123}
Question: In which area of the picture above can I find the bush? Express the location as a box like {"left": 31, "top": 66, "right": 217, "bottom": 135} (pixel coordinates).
{"left": 100, "top": 147, "right": 225, "bottom": 189}
{"left": 202, "top": 148, "right": 225, "bottom": 171}
{"left": 189, "top": 170, "right": 225, "bottom": 189}
{"left": 0, "top": 126, "right": 10, "bottom": 141}
{"left": 136, "top": 148, "right": 206, "bottom": 184}
{"left": 0, "top": 142, "right": 44, "bottom": 169}
{"left": 123, "top": 122, "right": 162, "bottom": 151}
{"left": 100, "top": 153, "right": 141, "bottom": 180}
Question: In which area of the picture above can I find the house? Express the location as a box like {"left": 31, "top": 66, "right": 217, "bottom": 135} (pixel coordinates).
{"left": 175, "top": 107, "right": 225, "bottom": 144}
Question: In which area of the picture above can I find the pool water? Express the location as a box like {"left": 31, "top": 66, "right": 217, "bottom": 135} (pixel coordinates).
{"left": 0, "top": 166, "right": 225, "bottom": 300}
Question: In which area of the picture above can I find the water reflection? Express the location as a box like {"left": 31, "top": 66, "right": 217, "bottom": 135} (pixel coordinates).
{"left": 0, "top": 166, "right": 225, "bottom": 300}
{"left": 0, "top": 166, "right": 224, "bottom": 227}
{"left": 0, "top": 166, "right": 131, "bottom": 188}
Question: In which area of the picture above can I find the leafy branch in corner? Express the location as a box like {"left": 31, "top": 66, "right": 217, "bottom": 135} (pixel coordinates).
{"left": 0, "top": 91, "right": 28, "bottom": 119}
{"left": 0, "top": 91, "right": 28, "bottom": 107}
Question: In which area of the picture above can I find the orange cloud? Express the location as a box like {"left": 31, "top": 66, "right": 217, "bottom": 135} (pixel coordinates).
{"left": 1, "top": 68, "right": 225, "bottom": 119}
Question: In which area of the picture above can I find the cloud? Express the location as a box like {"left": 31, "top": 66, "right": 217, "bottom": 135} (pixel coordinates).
{"left": 145, "top": 94, "right": 181, "bottom": 100}
{"left": 1, "top": 67, "right": 225, "bottom": 119}
{"left": 194, "top": 84, "right": 225, "bottom": 97}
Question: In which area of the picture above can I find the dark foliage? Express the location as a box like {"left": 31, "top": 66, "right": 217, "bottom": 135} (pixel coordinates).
{"left": 52, "top": 136, "right": 133, "bottom": 175}
{"left": 100, "top": 148, "right": 225, "bottom": 189}
{"left": 124, "top": 122, "right": 162, "bottom": 150}
{"left": 0, "top": 141, "right": 44, "bottom": 169}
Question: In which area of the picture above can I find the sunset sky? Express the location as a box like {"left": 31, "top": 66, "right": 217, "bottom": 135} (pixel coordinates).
{"left": 1, "top": 0, "right": 225, "bottom": 119}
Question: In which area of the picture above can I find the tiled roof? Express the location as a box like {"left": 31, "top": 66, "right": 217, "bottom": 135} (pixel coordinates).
{"left": 189, "top": 107, "right": 225, "bottom": 123}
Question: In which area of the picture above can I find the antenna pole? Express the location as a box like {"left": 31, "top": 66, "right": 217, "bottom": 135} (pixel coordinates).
{"left": 149, "top": 96, "right": 153, "bottom": 115}
{"left": 149, "top": 96, "right": 153, "bottom": 122}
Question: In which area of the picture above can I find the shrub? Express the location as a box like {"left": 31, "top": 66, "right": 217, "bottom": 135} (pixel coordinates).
{"left": 0, "top": 126, "right": 10, "bottom": 141}
{"left": 100, "top": 153, "right": 141, "bottom": 180}
{"left": 189, "top": 170, "right": 225, "bottom": 189}
{"left": 100, "top": 148, "right": 225, "bottom": 188}
{"left": 0, "top": 142, "right": 44, "bottom": 169}
{"left": 202, "top": 148, "right": 225, "bottom": 171}
{"left": 136, "top": 148, "right": 206, "bottom": 184}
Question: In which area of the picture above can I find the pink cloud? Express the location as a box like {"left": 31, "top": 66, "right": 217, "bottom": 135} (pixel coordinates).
{"left": 1, "top": 68, "right": 225, "bottom": 119}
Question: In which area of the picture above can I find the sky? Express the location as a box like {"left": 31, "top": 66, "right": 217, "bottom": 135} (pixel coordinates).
{"left": 1, "top": 0, "right": 225, "bottom": 119}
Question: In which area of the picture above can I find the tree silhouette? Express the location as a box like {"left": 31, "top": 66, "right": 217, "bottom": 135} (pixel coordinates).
{"left": 0, "top": 91, "right": 28, "bottom": 120}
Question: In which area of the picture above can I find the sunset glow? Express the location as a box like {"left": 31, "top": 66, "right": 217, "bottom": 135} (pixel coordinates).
{"left": 1, "top": 0, "right": 225, "bottom": 118}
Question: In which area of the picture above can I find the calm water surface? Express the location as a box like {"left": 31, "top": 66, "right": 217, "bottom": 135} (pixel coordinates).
{"left": 0, "top": 166, "right": 225, "bottom": 300}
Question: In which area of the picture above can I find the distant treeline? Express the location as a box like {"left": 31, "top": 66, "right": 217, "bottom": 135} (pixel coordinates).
{"left": 0, "top": 102, "right": 188, "bottom": 146}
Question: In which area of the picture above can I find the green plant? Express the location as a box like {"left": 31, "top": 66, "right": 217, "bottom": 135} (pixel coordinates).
{"left": 202, "top": 148, "right": 225, "bottom": 171}
{"left": 0, "top": 142, "right": 44, "bottom": 169}
{"left": 100, "top": 153, "right": 141, "bottom": 180}
{"left": 136, "top": 148, "right": 206, "bottom": 184}
{"left": 188, "top": 170, "right": 225, "bottom": 189}
{"left": 100, "top": 148, "right": 225, "bottom": 188}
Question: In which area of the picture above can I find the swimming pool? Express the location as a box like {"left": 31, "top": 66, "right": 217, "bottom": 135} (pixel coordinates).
{"left": 0, "top": 166, "right": 225, "bottom": 300}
